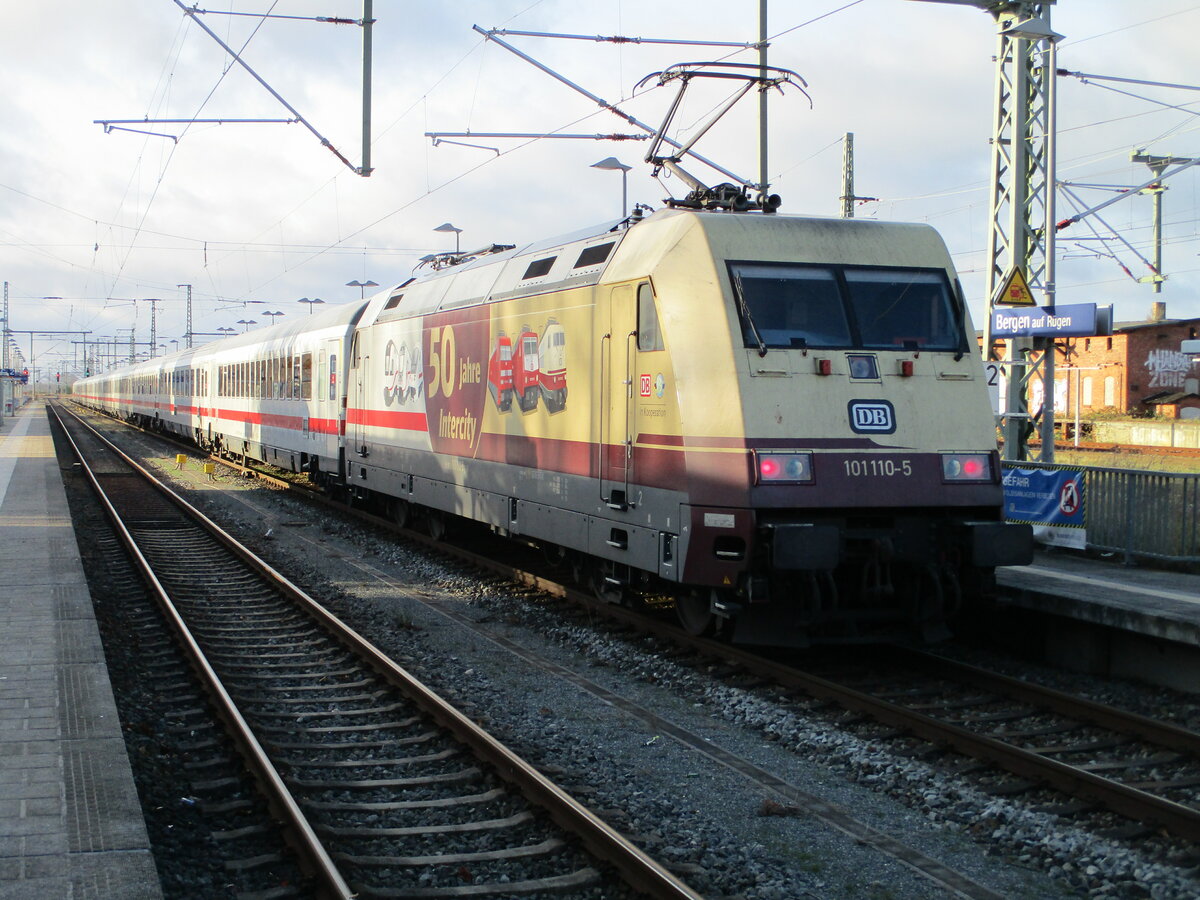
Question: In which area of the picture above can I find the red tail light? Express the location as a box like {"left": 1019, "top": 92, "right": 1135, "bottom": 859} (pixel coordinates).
{"left": 941, "top": 453, "right": 993, "bottom": 482}
{"left": 755, "top": 451, "right": 814, "bottom": 484}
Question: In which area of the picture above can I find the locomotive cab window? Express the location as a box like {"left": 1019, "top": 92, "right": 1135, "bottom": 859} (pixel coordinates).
{"left": 730, "top": 264, "right": 850, "bottom": 349}
{"left": 637, "top": 283, "right": 664, "bottom": 352}
{"left": 728, "top": 261, "right": 964, "bottom": 352}
{"left": 844, "top": 269, "right": 960, "bottom": 351}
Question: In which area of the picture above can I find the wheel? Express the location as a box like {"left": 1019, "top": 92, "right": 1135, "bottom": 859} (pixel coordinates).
{"left": 675, "top": 590, "right": 718, "bottom": 637}
{"left": 425, "top": 510, "right": 447, "bottom": 541}
{"left": 391, "top": 498, "right": 411, "bottom": 529}
{"left": 540, "top": 542, "right": 567, "bottom": 568}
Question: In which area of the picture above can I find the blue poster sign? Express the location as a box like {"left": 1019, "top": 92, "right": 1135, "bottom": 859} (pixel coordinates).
{"left": 1003, "top": 467, "right": 1086, "bottom": 549}
{"left": 991, "top": 303, "right": 1097, "bottom": 338}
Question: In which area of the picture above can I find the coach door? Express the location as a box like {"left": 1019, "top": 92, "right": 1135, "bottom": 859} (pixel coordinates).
{"left": 320, "top": 338, "right": 340, "bottom": 440}
{"left": 349, "top": 332, "right": 369, "bottom": 458}
{"left": 601, "top": 284, "right": 635, "bottom": 508}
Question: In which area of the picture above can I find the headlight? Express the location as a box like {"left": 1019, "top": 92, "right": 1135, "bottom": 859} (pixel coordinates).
{"left": 754, "top": 451, "right": 814, "bottom": 484}
{"left": 941, "top": 452, "right": 993, "bottom": 482}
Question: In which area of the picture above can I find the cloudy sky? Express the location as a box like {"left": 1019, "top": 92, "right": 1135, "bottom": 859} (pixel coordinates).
{"left": 3, "top": 0, "right": 1199, "bottom": 376}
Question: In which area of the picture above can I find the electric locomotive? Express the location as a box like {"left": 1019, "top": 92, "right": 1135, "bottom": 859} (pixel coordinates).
{"left": 342, "top": 207, "right": 1031, "bottom": 645}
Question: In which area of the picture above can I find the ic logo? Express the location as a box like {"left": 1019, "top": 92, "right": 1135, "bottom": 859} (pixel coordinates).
{"left": 848, "top": 400, "right": 896, "bottom": 434}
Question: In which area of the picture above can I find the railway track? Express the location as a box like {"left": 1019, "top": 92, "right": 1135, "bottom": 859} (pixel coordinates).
{"left": 51, "top": 401, "right": 700, "bottom": 900}
{"left": 66, "top": 400, "right": 1200, "bottom": 889}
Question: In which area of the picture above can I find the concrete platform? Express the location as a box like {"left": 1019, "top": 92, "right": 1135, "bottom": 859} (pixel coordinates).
{"left": 997, "top": 549, "right": 1200, "bottom": 692}
{"left": 0, "top": 402, "right": 161, "bottom": 899}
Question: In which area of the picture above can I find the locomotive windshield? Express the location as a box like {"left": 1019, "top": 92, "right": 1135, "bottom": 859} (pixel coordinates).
{"left": 729, "top": 262, "right": 964, "bottom": 352}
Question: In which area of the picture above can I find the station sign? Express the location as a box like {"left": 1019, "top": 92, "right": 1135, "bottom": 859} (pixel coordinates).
{"left": 990, "top": 303, "right": 1106, "bottom": 338}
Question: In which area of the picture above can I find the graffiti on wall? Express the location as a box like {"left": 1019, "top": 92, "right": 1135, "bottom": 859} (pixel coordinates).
{"left": 1145, "top": 348, "right": 1196, "bottom": 389}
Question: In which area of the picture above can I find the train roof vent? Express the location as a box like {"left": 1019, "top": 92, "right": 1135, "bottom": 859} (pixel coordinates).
{"left": 573, "top": 242, "right": 614, "bottom": 268}
{"left": 522, "top": 257, "right": 557, "bottom": 279}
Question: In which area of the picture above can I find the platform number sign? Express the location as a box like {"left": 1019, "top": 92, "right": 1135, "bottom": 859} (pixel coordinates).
{"left": 985, "top": 363, "right": 1004, "bottom": 416}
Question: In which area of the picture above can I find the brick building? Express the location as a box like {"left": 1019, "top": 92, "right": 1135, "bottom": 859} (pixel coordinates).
{"left": 1044, "top": 302, "right": 1200, "bottom": 420}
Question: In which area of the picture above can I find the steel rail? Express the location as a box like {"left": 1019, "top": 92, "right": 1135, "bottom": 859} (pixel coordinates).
{"left": 55, "top": 404, "right": 703, "bottom": 900}
{"left": 562, "top": 599, "right": 1200, "bottom": 843}
{"left": 49, "top": 404, "right": 355, "bottom": 899}
{"left": 72, "top": 402, "right": 1200, "bottom": 844}
{"left": 372, "top": 529, "right": 1200, "bottom": 844}
{"left": 892, "top": 647, "right": 1200, "bottom": 755}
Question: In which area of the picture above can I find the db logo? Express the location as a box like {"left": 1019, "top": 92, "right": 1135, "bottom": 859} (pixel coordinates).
{"left": 848, "top": 400, "right": 896, "bottom": 434}
{"left": 1059, "top": 480, "right": 1081, "bottom": 517}
{"left": 640, "top": 374, "right": 652, "bottom": 397}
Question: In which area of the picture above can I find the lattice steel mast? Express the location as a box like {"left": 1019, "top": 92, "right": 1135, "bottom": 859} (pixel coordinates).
{"left": 914, "top": 1, "right": 1060, "bottom": 461}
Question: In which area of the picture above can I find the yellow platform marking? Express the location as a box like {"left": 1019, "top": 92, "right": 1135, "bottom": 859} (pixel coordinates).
{"left": 0, "top": 436, "right": 56, "bottom": 458}
{"left": 0, "top": 515, "right": 73, "bottom": 527}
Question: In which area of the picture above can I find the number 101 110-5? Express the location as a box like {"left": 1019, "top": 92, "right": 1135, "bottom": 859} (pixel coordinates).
{"left": 843, "top": 458, "right": 912, "bottom": 478}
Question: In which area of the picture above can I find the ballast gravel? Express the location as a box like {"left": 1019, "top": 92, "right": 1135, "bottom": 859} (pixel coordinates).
{"left": 128, "top": 448, "right": 1200, "bottom": 899}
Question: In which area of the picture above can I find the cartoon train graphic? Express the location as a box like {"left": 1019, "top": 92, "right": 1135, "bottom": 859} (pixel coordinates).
{"left": 489, "top": 321, "right": 568, "bottom": 414}
{"left": 538, "top": 318, "right": 567, "bottom": 413}
{"left": 487, "top": 332, "right": 514, "bottom": 412}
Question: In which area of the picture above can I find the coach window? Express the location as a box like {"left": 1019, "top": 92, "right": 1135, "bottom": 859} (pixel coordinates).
{"left": 300, "top": 352, "right": 313, "bottom": 400}
{"left": 637, "top": 283, "right": 664, "bottom": 351}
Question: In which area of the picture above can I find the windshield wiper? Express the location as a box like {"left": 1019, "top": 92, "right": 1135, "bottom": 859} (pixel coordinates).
{"left": 732, "top": 270, "right": 768, "bottom": 357}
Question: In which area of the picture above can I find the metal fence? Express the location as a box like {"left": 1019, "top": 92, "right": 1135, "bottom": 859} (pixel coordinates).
{"left": 1003, "top": 461, "right": 1200, "bottom": 566}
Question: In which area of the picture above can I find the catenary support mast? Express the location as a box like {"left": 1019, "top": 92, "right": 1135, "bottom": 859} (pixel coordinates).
{"left": 912, "top": 1, "right": 1059, "bottom": 461}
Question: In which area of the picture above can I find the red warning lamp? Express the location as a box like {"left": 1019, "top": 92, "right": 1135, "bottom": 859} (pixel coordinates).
{"left": 817, "top": 358, "right": 832, "bottom": 376}
{"left": 941, "top": 453, "right": 992, "bottom": 482}
{"left": 900, "top": 360, "right": 914, "bottom": 377}
{"left": 754, "top": 450, "right": 814, "bottom": 484}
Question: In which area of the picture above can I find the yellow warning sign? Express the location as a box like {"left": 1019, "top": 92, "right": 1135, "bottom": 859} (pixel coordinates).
{"left": 995, "top": 267, "right": 1036, "bottom": 307}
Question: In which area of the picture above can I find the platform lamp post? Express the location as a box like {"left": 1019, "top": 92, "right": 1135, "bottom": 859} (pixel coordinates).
{"left": 217, "top": 327, "right": 235, "bottom": 339}
{"left": 262, "top": 310, "right": 285, "bottom": 325}
{"left": 347, "top": 279, "right": 378, "bottom": 298}
{"left": 236, "top": 319, "right": 257, "bottom": 333}
{"left": 433, "top": 222, "right": 462, "bottom": 253}
{"left": 298, "top": 297, "right": 325, "bottom": 315}
{"left": 590, "top": 157, "right": 632, "bottom": 217}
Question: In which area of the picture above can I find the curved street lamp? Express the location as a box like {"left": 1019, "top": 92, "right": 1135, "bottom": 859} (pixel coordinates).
{"left": 347, "top": 279, "right": 379, "bottom": 298}
{"left": 298, "top": 297, "right": 325, "bottom": 315}
{"left": 263, "top": 310, "right": 285, "bottom": 324}
{"left": 433, "top": 222, "right": 462, "bottom": 253}
{"left": 236, "top": 319, "right": 257, "bottom": 332}
{"left": 590, "top": 157, "right": 632, "bottom": 217}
